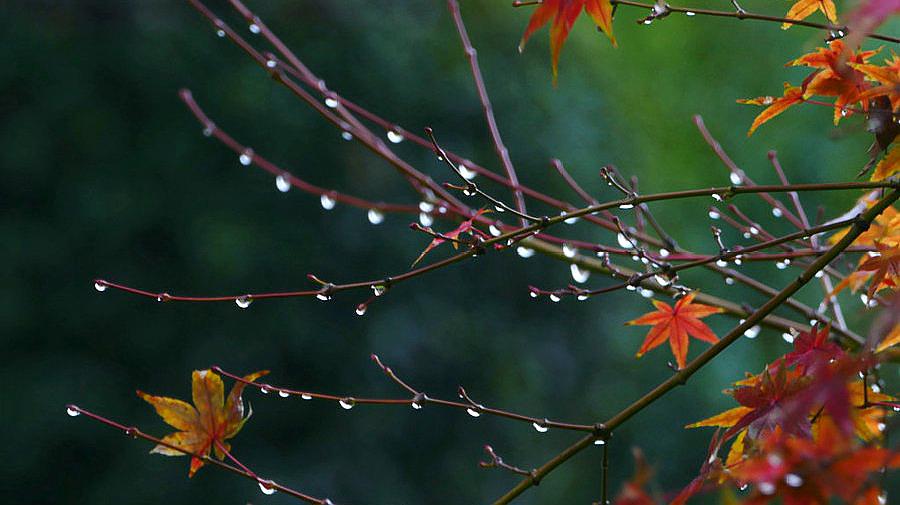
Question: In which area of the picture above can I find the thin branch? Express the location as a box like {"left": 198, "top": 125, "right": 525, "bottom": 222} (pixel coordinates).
{"left": 480, "top": 445, "right": 539, "bottom": 483}
{"left": 448, "top": 0, "right": 529, "bottom": 225}
{"left": 66, "top": 405, "right": 333, "bottom": 504}
{"left": 605, "top": 0, "right": 900, "bottom": 43}
{"left": 213, "top": 362, "right": 596, "bottom": 433}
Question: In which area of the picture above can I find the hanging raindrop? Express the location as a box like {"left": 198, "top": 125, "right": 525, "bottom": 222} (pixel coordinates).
{"left": 729, "top": 172, "right": 743, "bottom": 185}
{"left": 324, "top": 97, "right": 339, "bottom": 108}
{"left": 339, "top": 398, "right": 355, "bottom": 410}
{"left": 275, "top": 174, "right": 291, "bottom": 193}
{"left": 708, "top": 209, "right": 721, "bottom": 220}
{"left": 239, "top": 149, "right": 253, "bottom": 166}
{"left": 772, "top": 207, "right": 783, "bottom": 218}
{"left": 235, "top": 296, "right": 252, "bottom": 309}
{"left": 258, "top": 480, "right": 276, "bottom": 495}
{"left": 517, "top": 246, "right": 535, "bottom": 258}
{"left": 320, "top": 194, "right": 337, "bottom": 210}
{"left": 617, "top": 233, "right": 634, "bottom": 249}
{"left": 66, "top": 406, "right": 80, "bottom": 417}
{"left": 386, "top": 130, "right": 404, "bottom": 144}
{"left": 570, "top": 264, "right": 590, "bottom": 283}
{"left": 532, "top": 422, "right": 549, "bottom": 433}
{"left": 562, "top": 243, "right": 577, "bottom": 258}
{"left": 278, "top": 390, "right": 290, "bottom": 398}
{"left": 367, "top": 209, "right": 385, "bottom": 225}
{"left": 94, "top": 281, "right": 107, "bottom": 292}
{"left": 466, "top": 408, "right": 481, "bottom": 418}
{"left": 419, "top": 212, "right": 434, "bottom": 227}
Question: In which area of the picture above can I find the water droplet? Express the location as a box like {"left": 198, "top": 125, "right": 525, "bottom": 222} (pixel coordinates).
{"left": 742, "top": 232, "right": 751, "bottom": 239}
{"left": 878, "top": 493, "right": 887, "bottom": 505}
{"left": 562, "top": 243, "right": 577, "bottom": 258}
{"left": 860, "top": 294, "right": 877, "bottom": 308}
{"left": 258, "top": 480, "right": 276, "bottom": 495}
{"left": 529, "top": 291, "right": 539, "bottom": 299}
{"left": 235, "top": 296, "right": 252, "bottom": 309}
{"left": 563, "top": 212, "right": 580, "bottom": 225}
{"left": 493, "top": 205, "right": 506, "bottom": 213}
{"left": 266, "top": 59, "right": 277, "bottom": 69}
{"left": 570, "top": 264, "right": 590, "bottom": 283}
{"left": 772, "top": 207, "right": 783, "bottom": 218}
{"left": 639, "top": 288, "right": 654, "bottom": 298}
{"left": 618, "top": 203, "right": 634, "bottom": 210}
{"left": 216, "top": 29, "right": 226, "bottom": 37}
{"left": 320, "top": 194, "right": 337, "bottom": 210}
{"left": 712, "top": 193, "right": 723, "bottom": 202}
{"left": 685, "top": 11, "right": 696, "bottom": 16}
{"left": 577, "top": 294, "right": 589, "bottom": 301}
{"left": 367, "top": 209, "right": 385, "bottom": 225}
{"left": 372, "top": 284, "right": 387, "bottom": 297}
{"left": 386, "top": 130, "right": 404, "bottom": 144}
{"left": 488, "top": 224, "right": 502, "bottom": 237}
{"left": 419, "top": 212, "right": 434, "bottom": 227}
{"left": 759, "top": 482, "right": 776, "bottom": 495}
{"left": 517, "top": 246, "right": 535, "bottom": 258}
{"left": 708, "top": 209, "right": 720, "bottom": 220}
{"left": 466, "top": 408, "right": 481, "bottom": 417}
{"left": 744, "top": 325, "right": 761, "bottom": 339}
{"left": 654, "top": 274, "right": 672, "bottom": 287}
{"left": 725, "top": 276, "right": 735, "bottom": 285}
{"left": 659, "top": 248, "right": 670, "bottom": 258}
{"left": 355, "top": 304, "right": 367, "bottom": 316}
{"left": 729, "top": 172, "right": 742, "bottom": 185}
{"left": 739, "top": 484, "right": 748, "bottom": 492}
{"left": 814, "top": 270, "right": 824, "bottom": 278}
{"left": 94, "top": 281, "right": 107, "bottom": 292}
{"left": 878, "top": 422, "right": 887, "bottom": 432}
{"left": 871, "top": 384, "right": 881, "bottom": 393}
{"left": 248, "top": 23, "right": 261, "bottom": 34}
{"left": 458, "top": 163, "right": 477, "bottom": 180}
{"left": 341, "top": 131, "right": 353, "bottom": 141}
{"left": 776, "top": 261, "right": 788, "bottom": 270}
{"left": 549, "top": 294, "right": 561, "bottom": 303}
{"left": 66, "top": 406, "right": 80, "bottom": 417}
{"left": 316, "top": 293, "right": 332, "bottom": 302}
{"left": 278, "top": 390, "right": 290, "bottom": 398}
{"left": 324, "top": 97, "right": 339, "bottom": 108}
{"left": 532, "top": 422, "right": 549, "bottom": 433}
{"left": 275, "top": 174, "right": 291, "bottom": 193}
{"left": 239, "top": 149, "right": 253, "bottom": 166}
{"left": 411, "top": 400, "right": 423, "bottom": 410}
{"left": 749, "top": 226, "right": 759, "bottom": 235}
{"left": 419, "top": 201, "right": 434, "bottom": 213}
{"left": 716, "top": 259, "right": 728, "bottom": 267}
{"left": 626, "top": 285, "right": 637, "bottom": 291}
{"left": 643, "top": 19, "right": 653, "bottom": 25}
{"left": 260, "top": 385, "right": 271, "bottom": 395}
{"left": 301, "top": 393, "right": 313, "bottom": 400}
{"left": 617, "top": 233, "right": 634, "bottom": 249}
{"left": 339, "top": 398, "right": 355, "bottom": 410}
{"left": 782, "top": 332, "right": 795, "bottom": 344}
{"left": 594, "top": 439, "right": 606, "bottom": 445}
{"left": 202, "top": 125, "right": 214, "bottom": 137}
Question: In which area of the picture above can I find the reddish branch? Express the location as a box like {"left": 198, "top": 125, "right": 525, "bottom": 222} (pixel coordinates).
{"left": 213, "top": 358, "right": 596, "bottom": 433}
{"left": 65, "top": 405, "right": 334, "bottom": 504}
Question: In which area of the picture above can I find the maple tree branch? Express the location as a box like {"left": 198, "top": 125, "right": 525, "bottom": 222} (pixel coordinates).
{"left": 480, "top": 445, "right": 540, "bottom": 482}
{"left": 66, "top": 405, "right": 333, "bottom": 504}
{"left": 213, "top": 364, "right": 596, "bottom": 433}
{"left": 448, "top": 0, "right": 529, "bottom": 226}
{"left": 492, "top": 188, "right": 899, "bottom": 504}
{"left": 606, "top": 0, "right": 900, "bottom": 44}
{"left": 93, "top": 178, "right": 893, "bottom": 303}
{"left": 179, "top": 89, "right": 420, "bottom": 216}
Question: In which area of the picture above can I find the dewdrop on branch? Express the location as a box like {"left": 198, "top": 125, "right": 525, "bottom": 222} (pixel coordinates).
{"left": 235, "top": 296, "right": 252, "bottom": 309}
{"left": 367, "top": 209, "right": 385, "bottom": 225}
{"left": 239, "top": 148, "right": 253, "bottom": 166}
{"left": 275, "top": 174, "right": 291, "bottom": 193}
{"left": 320, "top": 194, "right": 337, "bottom": 210}
{"left": 386, "top": 130, "right": 404, "bottom": 144}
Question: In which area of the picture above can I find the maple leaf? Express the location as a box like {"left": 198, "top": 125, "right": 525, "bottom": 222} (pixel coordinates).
{"left": 625, "top": 292, "right": 723, "bottom": 369}
{"left": 411, "top": 209, "right": 490, "bottom": 267}
{"left": 788, "top": 40, "right": 879, "bottom": 124}
{"left": 857, "top": 244, "right": 900, "bottom": 300}
{"left": 138, "top": 368, "right": 268, "bottom": 477}
{"left": 738, "top": 83, "right": 805, "bottom": 135}
{"left": 518, "top": 0, "right": 616, "bottom": 84}
{"left": 877, "top": 323, "right": 900, "bottom": 352}
{"left": 782, "top": 0, "right": 838, "bottom": 30}
{"left": 780, "top": 325, "right": 843, "bottom": 374}
{"left": 853, "top": 52, "right": 900, "bottom": 113}
{"left": 870, "top": 145, "right": 899, "bottom": 181}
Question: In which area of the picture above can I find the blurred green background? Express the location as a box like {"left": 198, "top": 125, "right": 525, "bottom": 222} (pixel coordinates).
{"left": 2, "top": 1, "right": 894, "bottom": 503}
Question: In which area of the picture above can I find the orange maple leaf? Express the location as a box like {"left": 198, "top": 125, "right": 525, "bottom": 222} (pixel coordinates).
{"left": 788, "top": 40, "right": 879, "bottom": 124}
{"left": 858, "top": 244, "right": 900, "bottom": 299}
{"left": 518, "top": 0, "right": 616, "bottom": 84}
{"left": 853, "top": 52, "right": 900, "bottom": 112}
{"left": 870, "top": 145, "right": 899, "bottom": 181}
{"left": 783, "top": 0, "right": 838, "bottom": 29}
{"left": 738, "top": 83, "right": 805, "bottom": 135}
{"left": 626, "top": 292, "right": 723, "bottom": 369}
{"left": 138, "top": 368, "right": 268, "bottom": 477}
{"left": 411, "top": 209, "right": 490, "bottom": 267}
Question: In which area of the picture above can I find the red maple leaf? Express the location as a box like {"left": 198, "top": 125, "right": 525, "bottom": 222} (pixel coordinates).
{"left": 518, "top": 0, "right": 616, "bottom": 84}
{"left": 625, "top": 292, "right": 723, "bottom": 369}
